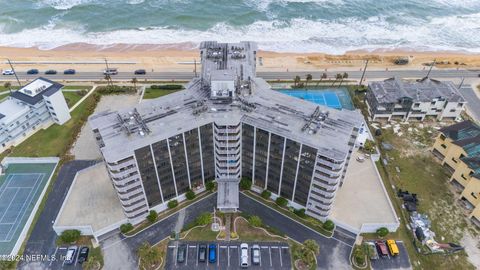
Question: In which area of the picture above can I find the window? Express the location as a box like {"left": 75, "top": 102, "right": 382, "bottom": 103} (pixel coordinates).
{"left": 430, "top": 101, "right": 435, "bottom": 105}
{"left": 461, "top": 174, "right": 467, "bottom": 180}
{"left": 439, "top": 134, "right": 446, "bottom": 141}
{"left": 449, "top": 109, "right": 456, "bottom": 112}
{"left": 441, "top": 144, "right": 447, "bottom": 149}
{"left": 413, "top": 103, "right": 420, "bottom": 108}
{"left": 451, "top": 157, "right": 457, "bottom": 163}
{"left": 472, "top": 192, "right": 478, "bottom": 199}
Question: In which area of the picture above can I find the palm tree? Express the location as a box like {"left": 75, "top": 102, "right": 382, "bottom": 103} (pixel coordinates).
{"left": 315, "top": 73, "right": 328, "bottom": 87}
{"left": 294, "top": 75, "right": 301, "bottom": 87}
{"left": 332, "top": 73, "right": 342, "bottom": 87}
{"left": 3, "top": 82, "right": 12, "bottom": 94}
{"left": 305, "top": 74, "right": 312, "bottom": 88}
{"left": 131, "top": 77, "right": 138, "bottom": 92}
{"left": 104, "top": 74, "right": 112, "bottom": 87}
{"left": 338, "top": 72, "right": 348, "bottom": 87}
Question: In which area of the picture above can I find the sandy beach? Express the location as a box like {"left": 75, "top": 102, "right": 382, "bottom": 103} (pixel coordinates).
{"left": 2, "top": 43, "right": 480, "bottom": 74}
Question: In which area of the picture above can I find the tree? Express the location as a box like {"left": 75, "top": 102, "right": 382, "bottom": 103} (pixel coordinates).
{"left": 305, "top": 74, "right": 312, "bottom": 88}
{"left": 376, "top": 227, "right": 389, "bottom": 238}
{"left": 131, "top": 77, "right": 138, "bottom": 91}
{"left": 60, "top": 229, "right": 81, "bottom": 243}
{"left": 248, "top": 215, "right": 263, "bottom": 227}
{"left": 168, "top": 199, "right": 178, "bottom": 209}
{"left": 303, "top": 239, "right": 320, "bottom": 255}
{"left": 146, "top": 210, "right": 158, "bottom": 223}
{"left": 261, "top": 190, "right": 271, "bottom": 199}
{"left": 239, "top": 178, "right": 252, "bottom": 190}
{"left": 315, "top": 72, "right": 328, "bottom": 87}
{"left": 293, "top": 208, "right": 307, "bottom": 218}
{"left": 186, "top": 189, "right": 196, "bottom": 200}
{"left": 294, "top": 75, "right": 301, "bottom": 87}
{"left": 338, "top": 72, "right": 348, "bottom": 87}
{"left": 332, "top": 73, "right": 342, "bottom": 87}
{"left": 275, "top": 197, "right": 288, "bottom": 207}
{"left": 3, "top": 82, "right": 12, "bottom": 94}
{"left": 104, "top": 74, "right": 112, "bottom": 86}
{"left": 195, "top": 212, "right": 212, "bottom": 225}
{"left": 205, "top": 181, "right": 215, "bottom": 192}
{"left": 323, "top": 220, "right": 335, "bottom": 231}
{"left": 120, "top": 223, "right": 134, "bottom": 233}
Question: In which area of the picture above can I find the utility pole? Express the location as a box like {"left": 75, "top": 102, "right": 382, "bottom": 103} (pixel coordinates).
{"left": 7, "top": 59, "right": 22, "bottom": 88}
{"left": 425, "top": 59, "right": 436, "bottom": 79}
{"left": 359, "top": 59, "right": 369, "bottom": 87}
{"left": 458, "top": 77, "right": 465, "bottom": 89}
{"left": 104, "top": 58, "right": 112, "bottom": 86}
{"left": 194, "top": 59, "right": 197, "bottom": 77}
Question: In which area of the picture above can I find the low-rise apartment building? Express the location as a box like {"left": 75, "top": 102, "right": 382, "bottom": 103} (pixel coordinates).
{"left": 366, "top": 77, "right": 465, "bottom": 121}
{"left": 432, "top": 120, "right": 480, "bottom": 228}
{"left": 0, "top": 78, "right": 71, "bottom": 153}
{"left": 89, "top": 41, "right": 364, "bottom": 223}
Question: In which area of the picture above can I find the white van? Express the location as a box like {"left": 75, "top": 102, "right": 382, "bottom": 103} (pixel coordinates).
{"left": 103, "top": 68, "right": 118, "bottom": 75}
{"left": 240, "top": 243, "right": 249, "bottom": 268}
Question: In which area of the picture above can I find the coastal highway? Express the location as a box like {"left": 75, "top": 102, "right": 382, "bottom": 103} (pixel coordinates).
{"left": 1, "top": 69, "right": 479, "bottom": 81}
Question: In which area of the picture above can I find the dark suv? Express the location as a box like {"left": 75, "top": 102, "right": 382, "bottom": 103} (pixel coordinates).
{"left": 134, "top": 69, "right": 146, "bottom": 75}
{"left": 77, "top": 246, "right": 89, "bottom": 264}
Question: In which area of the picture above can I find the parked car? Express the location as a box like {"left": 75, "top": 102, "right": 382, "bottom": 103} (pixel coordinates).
{"left": 240, "top": 243, "right": 249, "bottom": 268}
{"left": 77, "top": 246, "right": 89, "bottom": 264}
{"left": 198, "top": 244, "right": 207, "bottom": 262}
{"left": 366, "top": 242, "right": 379, "bottom": 260}
{"left": 375, "top": 240, "right": 388, "bottom": 257}
{"left": 45, "top": 69, "right": 57, "bottom": 75}
{"left": 134, "top": 69, "right": 146, "bottom": 75}
{"left": 27, "top": 69, "right": 39, "bottom": 75}
{"left": 208, "top": 244, "right": 217, "bottom": 263}
{"left": 64, "top": 69, "right": 76, "bottom": 75}
{"left": 103, "top": 68, "right": 118, "bottom": 75}
{"left": 177, "top": 244, "right": 187, "bottom": 263}
{"left": 2, "top": 69, "right": 14, "bottom": 75}
{"left": 356, "top": 156, "right": 365, "bottom": 162}
{"left": 387, "top": 239, "right": 399, "bottom": 256}
{"left": 64, "top": 246, "right": 78, "bottom": 265}
{"left": 251, "top": 244, "right": 260, "bottom": 265}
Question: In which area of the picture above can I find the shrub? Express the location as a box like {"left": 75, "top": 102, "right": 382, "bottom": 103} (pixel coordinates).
{"left": 261, "top": 190, "right": 271, "bottom": 199}
{"left": 363, "top": 139, "right": 376, "bottom": 153}
{"left": 205, "top": 181, "right": 215, "bottom": 192}
{"left": 230, "top": 232, "right": 238, "bottom": 238}
{"left": 147, "top": 210, "right": 158, "bottom": 223}
{"left": 120, "top": 223, "right": 134, "bottom": 234}
{"left": 323, "top": 220, "right": 335, "bottom": 231}
{"left": 353, "top": 246, "right": 365, "bottom": 266}
{"left": 150, "top": 84, "right": 183, "bottom": 90}
{"left": 186, "top": 189, "right": 196, "bottom": 200}
{"left": 275, "top": 197, "right": 288, "bottom": 207}
{"left": 96, "top": 85, "right": 136, "bottom": 95}
{"left": 303, "top": 239, "right": 320, "bottom": 255}
{"left": 60, "top": 229, "right": 81, "bottom": 243}
{"left": 195, "top": 212, "right": 212, "bottom": 226}
{"left": 168, "top": 200, "right": 178, "bottom": 209}
{"left": 248, "top": 215, "right": 263, "bottom": 227}
{"left": 293, "top": 208, "right": 307, "bottom": 218}
{"left": 376, "top": 227, "right": 389, "bottom": 238}
{"left": 239, "top": 178, "right": 252, "bottom": 190}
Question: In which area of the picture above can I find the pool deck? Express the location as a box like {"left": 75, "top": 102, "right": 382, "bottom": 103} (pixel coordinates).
{"left": 276, "top": 88, "right": 354, "bottom": 110}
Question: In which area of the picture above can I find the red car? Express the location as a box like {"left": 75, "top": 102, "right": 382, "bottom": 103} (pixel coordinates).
{"left": 375, "top": 240, "right": 389, "bottom": 257}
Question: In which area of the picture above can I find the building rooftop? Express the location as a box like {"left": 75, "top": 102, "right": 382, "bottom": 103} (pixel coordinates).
{"left": 0, "top": 99, "right": 30, "bottom": 125}
{"left": 89, "top": 42, "right": 363, "bottom": 162}
{"left": 440, "top": 120, "right": 480, "bottom": 141}
{"left": 368, "top": 77, "right": 465, "bottom": 104}
{"left": 10, "top": 77, "right": 63, "bottom": 105}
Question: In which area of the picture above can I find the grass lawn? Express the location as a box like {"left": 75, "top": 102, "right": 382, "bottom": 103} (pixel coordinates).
{"left": 6, "top": 93, "right": 99, "bottom": 157}
{"left": 143, "top": 88, "right": 179, "bottom": 99}
{"left": 374, "top": 128, "right": 476, "bottom": 270}
{"left": 0, "top": 92, "right": 9, "bottom": 100}
{"left": 62, "top": 91, "right": 86, "bottom": 108}
{"left": 235, "top": 218, "right": 286, "bottom": 242}
{"left": 62, "top": 85, "right": 91, "bottom": 90}
{"left": 182, "top": 225, "right": 218, "bottom": 241}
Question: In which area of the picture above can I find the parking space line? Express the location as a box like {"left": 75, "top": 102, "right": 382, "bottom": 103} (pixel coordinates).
{"left": 279, "top": 246, "right": 283, "bottom": 267}
{"left": 185, "top": 244, "right": 189, "bottom": 266}
{"left": 230, "top": 246, "right": 237, "bottom": 248}
{"left": 261, "top": 246, "right": 269, "bottom": 249}
{"left": 189, "top": 245, "right": 196, "bottom": 248}
{"left": 228, "top": 245, "right": 230, "bottom": 267}
{"left": 168, "top": 245, "right": 176, "bottom": 248}
{"left": 220, "top": 246, "right": 227, "bottom": 248}
{"left": 271, "top": 246, "right": 278, "bottom": 249}
{"left": 49, "top": 247, "right": 58, "bottom": 266}
{"left": 174, "top": 243, "right": 178, "bottom": 266}
{"left": 217, "top": 246, "right": 220, "bottom": 266}
{"left": 281, "top": 246, "right": 289, "bottom": 249}
{"left": 269, "top": 246, "right": 272, "bottom": 266}
{"left": 196, "top": 244, "right": 199, "bottom": 267}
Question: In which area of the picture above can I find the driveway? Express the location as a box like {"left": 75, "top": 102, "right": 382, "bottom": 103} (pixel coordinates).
{"left": 460, "top": 84, "right": 480, "bottom": 122}
{"left": 18, "top": 160, "right": 98, "bottom": 270}
{"left": 239, "top": 193, "right": 356, "bottom": 270}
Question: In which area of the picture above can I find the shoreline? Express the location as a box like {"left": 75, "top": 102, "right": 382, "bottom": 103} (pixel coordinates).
{"left": 2, "top": 43, "right": 480, "bottom": 73}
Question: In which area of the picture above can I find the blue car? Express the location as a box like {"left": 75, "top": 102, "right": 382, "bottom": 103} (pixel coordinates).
{"left": 64, "top": 69, "right": 76, "bottom": 75}
{"left": 208, "top": 244, "right": 217, "bottom": 263}
{"left": 27, "top": 69, "right": 39, "bottom": 75}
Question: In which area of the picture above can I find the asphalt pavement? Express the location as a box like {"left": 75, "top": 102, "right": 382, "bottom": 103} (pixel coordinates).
{"left": 1, "top": 69, "right": 479, "bottom": 82}
{"left": 370, "top": 241, "right": 411, "bottom": 270}
{"left": 17, "top": 160, "right": 98, "bottom": 270}
{"left": 460, "top": 84, "right": 480, "bottom": 122}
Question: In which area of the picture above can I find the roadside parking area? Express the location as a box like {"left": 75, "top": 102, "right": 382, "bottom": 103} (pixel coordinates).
{"left": 165, "top": 241, "right": 291, "bottom": 270}
{"left": 48, "top": 246, "right": 83, "bottom": 270}
{"left": 369, "top": 241, "right": 411, "bottom": 269}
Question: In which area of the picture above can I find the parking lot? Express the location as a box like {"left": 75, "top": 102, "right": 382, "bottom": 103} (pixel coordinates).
{"left": 369, "top": 241, "right": 411, "bottom": 270}
{"left": 47, "top": 246, "right": 85, "bottom": 269}
{"left": 165, "top": 241, "right": 291, "bottom": 270}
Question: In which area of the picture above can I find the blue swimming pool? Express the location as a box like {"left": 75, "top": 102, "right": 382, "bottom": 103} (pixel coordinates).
{"left": 277, "top": 88, "right": 354, "bottom": 110}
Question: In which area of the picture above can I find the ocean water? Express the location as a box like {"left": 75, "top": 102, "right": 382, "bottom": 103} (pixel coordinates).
{"left": 0, "top": 0, "right": 480, "bottom": 53}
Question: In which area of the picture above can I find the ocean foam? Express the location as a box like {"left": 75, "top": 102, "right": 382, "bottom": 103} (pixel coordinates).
{"left": 39, "top": 0, "right": 95, "bottom": 10}
{"left": 1, "top": 12, "right": 480, "bottom": 54}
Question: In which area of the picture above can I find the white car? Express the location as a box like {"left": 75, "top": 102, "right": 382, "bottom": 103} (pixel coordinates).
{"left": 240, "top": 243, "right": 249, "bottom": 268}
{"left": 64, "top": 245, "right": 78, "bottom": 265}
{"left": 2, "top": 69, "right": 15, "bottom": 75}
{"left": 251, "top": 244, "right": 260, "bottom": 265}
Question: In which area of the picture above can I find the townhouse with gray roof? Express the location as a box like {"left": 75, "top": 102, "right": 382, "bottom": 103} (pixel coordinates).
{"left": 0, "top": 78, "right": 71, "bottom": 153}
{"left": 89, "top": 41, "right": 364, "bottom": 222}
{"left": 366, "top": 77, "right": 465, "bottom": 121}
